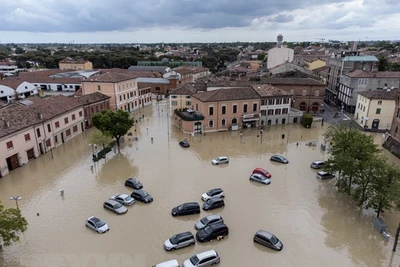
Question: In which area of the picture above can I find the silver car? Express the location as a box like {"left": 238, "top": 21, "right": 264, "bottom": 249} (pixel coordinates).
{"left": 103, "top": 200, "right": 128, "bottom": 215}
{"left": 164, "top": 231, "right": 195, "bottom": 251}
{"left": 110, "top": 194, "right": 135, "bottom": 206}
{"left": 249, "top": 173, "right": 271, "bottom": 185}
{"left": 85, "top": 216, "right": 109, "bottom": 233}
{"left": 195, "top": 214, "right": 224, "bottom": 230}
{"left": 183, "top": 250, "right": 220, "bottom": 267}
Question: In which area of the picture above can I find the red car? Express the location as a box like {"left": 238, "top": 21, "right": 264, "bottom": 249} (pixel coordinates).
{"left": 252, "top": 168, "right": 271, "bottom": 178}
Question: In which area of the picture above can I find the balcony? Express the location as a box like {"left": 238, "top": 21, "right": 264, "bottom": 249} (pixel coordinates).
{"left": 174, "top": 108, "right": 204, "bottom": 121}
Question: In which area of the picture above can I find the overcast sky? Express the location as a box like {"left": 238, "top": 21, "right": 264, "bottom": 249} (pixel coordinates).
{"left": 0, "top": 0, "right": 399, "bottom": 43}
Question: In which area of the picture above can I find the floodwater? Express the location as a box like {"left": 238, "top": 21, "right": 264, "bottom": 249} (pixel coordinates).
{"left": 1, "top": 100, "right": 400, "bottom": 267}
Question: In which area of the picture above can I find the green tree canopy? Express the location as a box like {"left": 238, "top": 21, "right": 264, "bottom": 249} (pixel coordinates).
{"left": 89, "top": 131, "right": 113, "bottom": 149}
{"left": 0, "top": 203, "right": 28, "bottom": 246}
{"left": 92, "top": 110, "right": 134, "bottom": 148}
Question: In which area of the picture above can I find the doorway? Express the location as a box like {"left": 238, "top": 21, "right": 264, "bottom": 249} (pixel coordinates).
{"left": 194, "top": 122, "right": 202, "bottom": 133}
{"left": 6, "top": 154, "right": 19, "bottom": 171}
{"left": 26, "top": 148, "right": 35, "bottom": 160}
{"left": 61, "top": 132, "right": 65, "bottom": 143}
{"left": 372, "top": 119, "right": 380, "bottom": 129}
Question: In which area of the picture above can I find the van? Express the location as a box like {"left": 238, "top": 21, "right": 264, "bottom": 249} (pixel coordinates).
{"left": 310, "top": 160, "right": 325, "bottom": 169}
{"left": 171, "top": 202, "right": 200, "bottom": 216}
{"left": 152, "top": 259, "right": 179, "bottom": 267}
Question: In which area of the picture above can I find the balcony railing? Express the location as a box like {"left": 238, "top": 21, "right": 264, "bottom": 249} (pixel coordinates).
{"left": 174, "top": 108, "right": 205, "bottom": 121}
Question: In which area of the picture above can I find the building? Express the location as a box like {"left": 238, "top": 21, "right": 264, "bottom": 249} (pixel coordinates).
{"left": 304, "top": 59, "right": 326, "bottom": 71}
{"left": 59, "top": 58, "right": 93, "bottom": 71}
{"left": 169, "top": 84, "right": 198, "bottom": 116}
{"left": 173, "top": 67, "right": 194, "bottom": 84}
{"left": 269, "top": 62, "right": 311, "bottom": 75}
{"left": 127, "top": 65, "right": 172, "bottom": 74}
{"left": 293, "top": 54, "right": 330, "bottom": 67}
{"left": 355, "top": 89, "right": 397, "bottom": 131}
{"left": 0, "top": 65, "right": 18, "bottom": 76}
{"left": 251, "top": 84, "right": 303, "bottom": 126}
{"left": 186, "top": 87, "right": 261, "bottom": 133}
{"left": 261, "top": 77, "right": 325, "bottom": 112}
{"left": 81, "top": 70, "right": 151, "bottom": 112}
{"left": 0, "top": 95, "right": 84, "bottom": 177}
{"left": 0, "top": 80, "right": 39, "bottom": 102}
{"left": 338, "top": 70, "right": 400, "bottom": 113}
{"left": 325, "top": 54, "right": 379, "bottom": 105}
{"left": 76, "top": 92, "right": 111, "bottom": 128}
{"left": 267, "top": 47, "right": 294, "bottom": 69}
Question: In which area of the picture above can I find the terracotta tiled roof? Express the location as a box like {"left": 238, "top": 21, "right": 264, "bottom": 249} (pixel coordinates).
{"left": 169, "top": 84, "right": 197, "bottom": 95}
{"left": 84, "top": 70, "right": 138, "bottom": 83}
{"left": 19, "top": 69, "right": 73, "bottom": 78}
{"left": 312, "top": 66, "right": 329, "bottom": 73}
{"left": 261, "top": 77, "right": 325, "bottom": 86}
{"left": 251, "top": 84, "right": 291, "bottom": 97}
{"left": 174, "top": 67, "right": 194, "bottom": 75}
{"left": 358, "top": 88, "right": 398, "bottom": 100}
{"left": 345, "top": 70, "right": 400, "bottom": 78}
{"left": 77, "top": 92, "right": 110, "bottom": 105}
{"left": 27, "top": 95, "right": 83, "bottom": 120}
{"left": 0, "top": 104, "right": 42, "bottom": 138}
{"left": 0, "top": 78, "right": 26, "bottom": 89}
{"left": 192, "top": 87, "right": 259, "bottom": 102}
{"left": 127, "top": 71, "right": 163, "bottom": 78}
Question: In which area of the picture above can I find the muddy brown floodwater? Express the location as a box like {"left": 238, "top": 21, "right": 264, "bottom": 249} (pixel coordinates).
{"left": 1, "top": 100, "right": 400, "bottom": 267}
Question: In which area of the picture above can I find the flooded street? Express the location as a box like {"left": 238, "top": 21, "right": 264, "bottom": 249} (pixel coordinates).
{"left": 1, "top": 100, "right": 400, "bottom": 267}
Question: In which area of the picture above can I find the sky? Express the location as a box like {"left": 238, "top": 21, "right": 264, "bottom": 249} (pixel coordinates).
{"left": 0, "top": 0, "right": 399, "bottom": 44}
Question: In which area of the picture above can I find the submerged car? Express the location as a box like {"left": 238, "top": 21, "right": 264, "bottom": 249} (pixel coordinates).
{"left": 310, "top": 160, "right": 325, "bottom": 169}
{"left": 125, "top": 178, "right": 143, "bottom": 189}
{"left": 201, "top": 188, "right": 225, "bottom": 201}
{"left": 202, "top": 198, "right": 225, "bottom": 211}
{"left": 131, "top": 189, "right": 153, "bottom": 203}
{"left": 109, "top": 194, "right": 135, "bottom": 206}
{"left": 152, "top": 259, "right": 179, "bottom": 267}
{"left": 196, "top": 222, "right": 229, "bottom": 243}
{"left": 183, "top": 250, "right": 220, "bottom": 267}
{"left": 211, "top": 156, "right": 229, "bottom": 165}
{"left": 252, "top": 168, "right": 272, "bottom": 178}
{"left": 316, "top": 171, "right": 335, "bottom": 180}
{"left": 249, "top": 173, "right": 271, "bottom": 185}
{"left": 179, "top": 140, "right": 190, "bottom": 148}
{"left": 195, "top": 214, "right": 224, "bottom": 230}
{"left": 270, "top": 155, "right": 289, "bottom": 164}
{"left": 171, "top": 202, "right": 200, "bottom": 216}
{"left": 85, "top": 216, "right": 109, "bottom": 233}
{"left": 253, "top": 230, "right": 283, "bottom": 251}
{"left": 103, "top": 200, "right": 128, "bottom": 214}
{"left": 164, "top": 231, "right": 195, "bottom": 251}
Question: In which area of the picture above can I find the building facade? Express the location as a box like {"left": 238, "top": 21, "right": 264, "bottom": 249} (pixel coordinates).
{"left": 59, "top": 58, "right": 93, "bottom": 70}
{"left": 304, "top": 59, "right": 326, "bottom": 71}
{"left": 169, "top": 84, "right": 198, "bottom": 116}
{"left": 354, "top": 89, "right": 397, "bottom": 131}
{"left": 267, "top": 47, "right": 294, "bottom": 69}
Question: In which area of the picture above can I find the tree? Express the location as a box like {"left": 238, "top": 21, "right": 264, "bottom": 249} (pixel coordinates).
{"left": 92, "top": 110, "right": 134, "bottom": 148}
{"left": 89, "top": 131, "right": 113, "bottom": 149}
{"left": 0, "top": 203, "right": 28, "bottom": 246}
{"left": 257, "top": 53, "right": 266, "bottom": 61}
{"left": 378, "top": 56, "right": 389, "bottom": 71}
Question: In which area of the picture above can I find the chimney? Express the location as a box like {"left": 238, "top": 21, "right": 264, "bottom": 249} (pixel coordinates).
{"left": 4, "top": 121, "right": 10, "bottom": 128}
{"left": 37, "top": 113, "right": 43, "bottom": 120}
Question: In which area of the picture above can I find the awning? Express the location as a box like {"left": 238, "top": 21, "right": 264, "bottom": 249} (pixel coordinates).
{"left": 243, "top": 118, "right": 260, "bottom": 122}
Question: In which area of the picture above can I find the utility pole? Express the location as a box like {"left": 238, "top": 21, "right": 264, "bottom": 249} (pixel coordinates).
{"left": 393, "top": 223, "right": 400, "bottom": 252}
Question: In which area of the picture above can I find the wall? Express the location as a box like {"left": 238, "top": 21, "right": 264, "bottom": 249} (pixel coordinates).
{"left": 267, "top": 47, "right": 294, "bottom": 69}
{"left": 355, "top": 95, "right": 395, "bottom": 130}
{"left": 305, "top": 60, "right": 326, "bottom": 71}
{"left": 170, "top": 95, "right": 193, "bottom": 116}
{"left": 84, "top": 100, "right": 110, "bottom": 127}
{"left": 260, "top": 97, "right": 292, "bottom": 126}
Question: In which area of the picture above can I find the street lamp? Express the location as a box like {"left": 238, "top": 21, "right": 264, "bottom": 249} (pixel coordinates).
{"left": 9, "top": 196, "right": 22, "bottom": 211}
{"left": 260, "top": 129, "right": 263, "bottom": 144}
{"left": 89, "top": 144, "right": 97, "bottom": 161}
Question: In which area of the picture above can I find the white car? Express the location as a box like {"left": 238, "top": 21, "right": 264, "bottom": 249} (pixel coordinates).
{"left": 110, "top": 194, "right": 135, "bottom": 206}
{"left": 201, "top": 188, "right": 225, "bottom": 201}
{"left": 183, "top": 250, "right": 220, "bottom": 267}
{"left": 211, "top": 156, "right": 229, "bottom": 165}
{"left": 152, "top": 259, "right": 179, "bottom": 267}
{"left": 249, "top": 173, "right": 271, "bottom": 185}
{"left": 85, "top": 216, "right": 109, "bottom": 233}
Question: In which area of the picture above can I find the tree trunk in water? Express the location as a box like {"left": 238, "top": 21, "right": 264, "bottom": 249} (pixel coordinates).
{"left": 347, "top": 175, "right": 353, "bottom": 195}
{"left": 377, "top": 209, "right": 381, "bottom": 218}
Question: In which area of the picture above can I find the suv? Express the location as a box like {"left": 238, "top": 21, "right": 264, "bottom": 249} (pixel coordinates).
{"left": 316, "top": 171, "right": 335, "bottom": 180}
{"left": 252, "top": 168, "right": 271, "bottom": 178}
{"left": 201, "top": 188, "right": 225, "bottom": 201}
{"left": 164, "top": 231, "right": 195, "bottom": 251}
{"left": 103, "top": 200, "right": 128, "bottom": 215}
{"left": 202, "top": 198, "right": 225, "bottom": 211}
{"left": 195, "top": 214, "right": 224, "bottom": 230}
{"left": 310, "top": 160, "right": 325, "bottom": 169}
{"left": 183, "top": 250, "right": 220, "bottom": 267}
{"left": 131, "top": 189, "right": 153, "bottom": 203}
{"left": 172, "top": 202, "right": 200, "bottom": 216}
{"left": 211, "top": 156, "right": 229, "bottom": 165}
{"left": 196, "top": 222, "right": 229, "bottom": 242}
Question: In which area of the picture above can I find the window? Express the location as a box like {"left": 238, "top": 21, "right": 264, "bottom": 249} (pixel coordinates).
{"left": 66, "top": 129, "right": 71, "bottom": 136}
{"left": 130, "top": 92, "right": 133, "bottom": 97}
{"left": 171, "top": 101, "right": 177, "bottom": 106}
{"left": 24, "top": 133, "right": 31, "bottom": 141}
{"left": 186, "top": 101, "right": 191, "bottom": 106}
{"left": 64, "top": 117, "right": 69, "bottom": 124}
{"left": 283, "top": 98, "right": 289, "bottom": 104}
{"left": 119, "top": 95, "right": 122, "bottom": 101}
{"left": 156, "top": 87, "right": 160, "bottom": 91}
{"left": 72, "top": 114, "right": 76, "bottom": 120}
{"left": 46, "top": 139, "right": 51, "bottom": 147}
{"left": 233, "top": 105, "right": 237, "bottom": 113}
{"left": 268, "top": 99, "right": 274, "bottom": 105}
{"left": 222, "top": 119, "right": 226, "bottom": 127}
{"left": 79, "top": 111, "right": 83, "bottom": 117}
{"left": 275, "top": 109, "right": 281, "bottom": 115}
{"left": 97, "top": 85, "right": 101, "bottom": 91}
{"left": 55, "top": 121, "right": 60, "bottom": 128}
{"left": 253, "top": 103, "right": 257, "bottom": 112}
{"left": 302, "top": 89, "right": 307, "bottom": 96}
{"left": 55, "top": 135, "right": 58, "bottom": 143}
{"left": 282, "top": 108, "right": 288, "bottom": 114}
{"left": 363, "top": 106, "right": 365, "bottom": 112}
{"left": 378, "top": 101, "right": 382, "bottom": 105}
{"left": 36, "top": 128, "right": 41, "bottom": 137}
{"left": 268, "top": 109, "right": 274, "bottom": 115}
{"left": 6, "top": 141, "right": 13, "bottom": 149}
{"left": 276, "top": 99, "right": 282, "bottom": 105}
{"left": 73, "top": 125, "right": 78, "bottom": 132}
{"left": 209, "top": 120, "right": 214, "bottom": 128}
{"left": 376, "top": 108, "right": 381, "bottom": 114}
{"left": 315, "top": 90, "right": 319, "bottom": 96}
{"left": 209, "top": 106, "right": 214, "bottom": 116}
{"left": 47, "top": 124, "right": 51, "bottom": 132}
{"left": 222, "top": 106, "right": 226, "bottom": 114}
{"left": 243, "top": 104, "right": 248, "bottom": 113}
{"left": 261, "top": 110, "right": 266, "bottom": 115}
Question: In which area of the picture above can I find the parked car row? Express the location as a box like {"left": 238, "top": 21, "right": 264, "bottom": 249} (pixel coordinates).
{"left": 85, "top": 177, "right": 152, "bottom": 234}
{"left": 310, "top": 160, "right": 335, "bottom": 180}
{"left": 153, "top": 249, "right": 221, "bottom": 267}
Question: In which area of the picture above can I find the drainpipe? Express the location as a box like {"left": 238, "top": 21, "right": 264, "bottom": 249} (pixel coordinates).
{"left": 217, "top": 101, "right": 219, "bottom": 132}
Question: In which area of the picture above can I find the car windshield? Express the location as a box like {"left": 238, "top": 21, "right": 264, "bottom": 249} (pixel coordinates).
{"left": 270, "top": 235, "right": 279, "bottom": 245}
{"left": 169, "top": 235, "right": 179, "bottom": 244}
{"left": 200, "top": 217, "right": 210, "bottom": 224}
{"left": 177, "top": 205, "right": 183, "bottom": 211}
{"left": 204, "top": 226, "right": 213, "bottom": 234}
{"left": 94, "top": 219, "right": 105, "bottom": 228}
{"left": 113, "top": 202, "right": 122, "bottom": 209}
{"left": 190, "top": 255, "right": 200, "bottom": 265}
{"left": 140, "top": 191, "right": 148, "bottom": 197}
{"left": 123, "top": 196, "right": 133, "bottom": 202}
